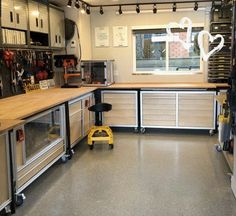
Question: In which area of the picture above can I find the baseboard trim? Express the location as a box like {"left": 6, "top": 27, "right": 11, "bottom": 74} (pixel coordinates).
{"left": 231, "top": 175, "right": 236, "bottom": 198}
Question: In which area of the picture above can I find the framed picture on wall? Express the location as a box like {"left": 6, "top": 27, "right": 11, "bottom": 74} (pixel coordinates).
{"left": 95, "top": 26, "right": 109, "bottom": 47}
{"left": 113, "top": 26, "right": 128, "bottom": 47}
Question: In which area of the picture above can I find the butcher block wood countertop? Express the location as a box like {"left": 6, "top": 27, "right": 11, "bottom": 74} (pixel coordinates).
{"left": 0, "top": 83, "right": 229, "bottom": 123}
{"left": 0, "top": 119, "right": 25, "bottom": 133}
{"left": 0, "top": 87, "right": 97, "bottom": 120}
{"left": 104, "top": 83, "right": 229, "bottom": 89}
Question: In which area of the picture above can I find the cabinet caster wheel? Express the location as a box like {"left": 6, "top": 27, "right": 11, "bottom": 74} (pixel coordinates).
{"left": 61, "top": 155, "right": 68, "bottom": 163}
{"left": 68, "top": 149, "right": 74, "bottom": 160}
{"left": 215, "top": 144, "right": 222, "bottom": 152}
{"left": 134, "top": 127, "right": 139, "bottom": 133}
{"left": 15, "top": 193, "right": 25, "bottom": 207}
{"left": 209, "top": 130, "right": 215, "bottom": 136}
{"left": 109, "top": 144, "right": 114, "bottom": 149}
{"left": 89, "top": 144, "right": 94, "bottom": 150}
{"left": 140, "top": 128, "right": 145, "bottom": 134}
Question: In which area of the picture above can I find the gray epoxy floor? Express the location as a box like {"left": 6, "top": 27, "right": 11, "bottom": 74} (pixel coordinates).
{"left": 15, "top": 131, "right": 236, "bottom": 216}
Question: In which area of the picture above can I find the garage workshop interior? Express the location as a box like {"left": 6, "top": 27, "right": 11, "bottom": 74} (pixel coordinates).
{"left": 1, "top": 0, "right": 236, "bottom": 215}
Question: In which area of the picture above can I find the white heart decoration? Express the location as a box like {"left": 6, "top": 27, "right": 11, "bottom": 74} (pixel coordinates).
{"left": 197, "top": 30, "right": 224, "bottom": 61}
{"left": 166, "top": 17, "right": 192, "bottom": 50}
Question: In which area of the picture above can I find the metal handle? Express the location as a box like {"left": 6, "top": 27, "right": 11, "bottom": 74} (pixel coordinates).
{"left": 36, "top": 18, "right": 38, "bottom": 27}
{"left": 16, "top": 13, "right": 20, "bottom": 24}
{"left": 40, "top": 19, "right": 43, "bottom": 28}
{"left": 10, "top": 11, "right": 13, "bottom": 22}
{"left": 55, "top": 35, "right": 57, "bottom": 43}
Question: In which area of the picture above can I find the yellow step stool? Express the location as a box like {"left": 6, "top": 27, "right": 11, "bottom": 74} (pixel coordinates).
{"left": 87, "top": 103, "right": 114, "bottom": 150}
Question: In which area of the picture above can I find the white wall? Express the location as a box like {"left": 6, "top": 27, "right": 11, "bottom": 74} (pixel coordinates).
{"left": 90, "top": 7, "right": 210, "bottom": 83}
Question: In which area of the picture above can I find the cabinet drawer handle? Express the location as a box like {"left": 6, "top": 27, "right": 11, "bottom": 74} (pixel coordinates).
{"left": 10, "top": 11, "right": 13, "bottom": 23}
{"left": 55, "top": 35, "right": 58, "bottom": 43}
{"left": 16, "top": 13, "right": 20, "bottom": 24}
{"left": 36, "top": 18, "right": 38, "bottom": 27}
{"left": 40, "top": 19, "right": 43, "bottom": 28}
{"left": 59, "top": 35, "right": 61, "bottom": 44}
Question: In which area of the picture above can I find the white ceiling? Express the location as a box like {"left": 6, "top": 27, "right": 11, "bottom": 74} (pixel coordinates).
{"left": 49, "top": 0, "right": 212, "bottom": 7}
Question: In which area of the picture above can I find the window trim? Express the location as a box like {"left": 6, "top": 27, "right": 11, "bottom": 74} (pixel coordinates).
{"left": 132, "top": 23, "right": 205, "bottom": 75}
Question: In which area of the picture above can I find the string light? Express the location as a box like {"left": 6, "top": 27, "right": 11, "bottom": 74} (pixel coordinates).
{"left": 86, "top": 5, "right": 90, "bottom": 14}
{"left": 81, "top": 3, "right": 86, "bottom": 14}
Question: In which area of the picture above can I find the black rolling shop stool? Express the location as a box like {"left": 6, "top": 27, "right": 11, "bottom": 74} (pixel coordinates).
{"left": 87, "top": 103, "right": 114, "bottom": 150}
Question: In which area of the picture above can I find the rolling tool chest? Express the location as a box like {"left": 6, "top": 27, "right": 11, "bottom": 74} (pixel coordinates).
{"left": 208, "top": 1, "right": 232, "bottom": 83}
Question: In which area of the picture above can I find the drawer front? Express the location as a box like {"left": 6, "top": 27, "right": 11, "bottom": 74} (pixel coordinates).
{"left": 70, "top": 111, "right": 82, "bottom": 145}
{"left": 17, "top": 141, "right": 64, "bottom": 189}
{"left": 69, "top": 100, "right": 82, "bottom": 115}
{"left": 142, "top": 92, "right": 176, "bottom": 127}
{"left": 178, "top": 93, "right": 215, "bottom": 128}
{"left": 102, "top": 92, "right": 137, "bottom": 126}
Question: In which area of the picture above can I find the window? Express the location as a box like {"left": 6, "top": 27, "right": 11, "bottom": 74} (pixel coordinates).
{"left": 133, "top": 27, "right": 203, "bottom": 74}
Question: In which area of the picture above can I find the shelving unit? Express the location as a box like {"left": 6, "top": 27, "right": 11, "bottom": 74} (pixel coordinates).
{"left": 208, "top": 2, "right": 232, "bottom": 83}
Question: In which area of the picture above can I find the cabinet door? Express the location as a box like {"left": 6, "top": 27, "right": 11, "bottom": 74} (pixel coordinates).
{"left": 57, "top": 9, "right": 65, "bottom": 47}
{"left": 102, "top": 91, "right": 137, "bottom": 126}
{"left": 0, "top": 133, "right": 10, "bottom": 208}
{"left": 178, "top": 92, "right": 215, "bottom": 128}
{"left": 1, "top": 0, "right": 15, "bottom": 28}
{"left": 83, "top": 96, "right": 92, "bottom": 136}
{"left": 69, "top": 100, "right": 82, "bottom": 147}
{"left": 28, "top": 1, "right": 40, "bottom": 32}
{"left": 49, "top": 7, "right": 57, "bottom": 47}
{"left": 39, "top": 4, "right": 49, "bottom": 34}
{"left": 14, "top": 0, "right": 28, "bottom": 30}
{"left": 141, "top": 92, "right": 176, "bottom": 127}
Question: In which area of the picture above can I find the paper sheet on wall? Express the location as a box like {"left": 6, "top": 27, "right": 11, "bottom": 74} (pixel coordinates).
{"left": 95, "top": 27, "right": 109, "bottom": 47}
{"left": 113, "top": 26, "right": 128, "bottom": 47}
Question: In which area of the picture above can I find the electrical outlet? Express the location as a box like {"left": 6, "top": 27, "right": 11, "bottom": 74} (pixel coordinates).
{"left": 71, "top": 40, "right": 76, "bottom": 48}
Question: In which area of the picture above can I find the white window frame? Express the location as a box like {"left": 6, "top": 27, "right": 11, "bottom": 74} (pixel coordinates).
{"left": 132, "top": 24, "right": 205, "bottom": 75}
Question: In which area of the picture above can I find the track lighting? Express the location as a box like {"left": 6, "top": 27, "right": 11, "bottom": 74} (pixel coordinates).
{"left": 81, "top": 3, "right": 86, "bottom": 14}
{"left": 173, "top": 2, "right": 177, "bottom": 12}
{"left": 86, "top": 5, "right": 90, "bottom": 14}
{"left": 136, "top": 4, "right": 140, "bottom": 14}
{"left": 67, "top": 0, "right": 72, "bottom": 8}
{"left": 194, "top": 2, "right": 198, "bottom": 11}
{"left": 119, "top": 5, "right": 122, "bottom": 15}
{"left": 153, "top": 3, "right": 157, "bottom": 14}
{"left": 74, "top": 0, "right": 80, "bottom": 9}
{"left": 100, "top": 6, "right": 104, "bottom": 15}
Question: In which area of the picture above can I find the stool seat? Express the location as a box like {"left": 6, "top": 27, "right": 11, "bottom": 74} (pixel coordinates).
{"left": 88, "top": 103, "right": 112, "bottom": 112}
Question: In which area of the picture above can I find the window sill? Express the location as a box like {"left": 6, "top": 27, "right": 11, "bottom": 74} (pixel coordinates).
{"left": 132, "top": 71, "right": 203, "bottom": 75}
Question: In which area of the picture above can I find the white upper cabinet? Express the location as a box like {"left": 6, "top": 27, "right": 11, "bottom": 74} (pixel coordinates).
{"left": 28, "top": 0, "right": 49, "bottom": 33}
{"left": 49, "top": 7, "right": 65, "bottom": 48}
{"left": 1, "top": 0, "right": 28, "bottom": 30}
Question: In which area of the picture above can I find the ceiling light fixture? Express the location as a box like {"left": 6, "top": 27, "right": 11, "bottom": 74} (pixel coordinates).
{"left": 67, "top": 0, "right": 72, "bottom": 8}
{"left": 86, "top": 5, "right": 90, "bottom": 14}
{"left": 173, "top": 2, "right": 177, "bottom": 12}
{"left": 119, "top": 5, "right": 122, "bottom": 15}
{"left": 100, "top": 6, "right": 104, "bottom": 15}
{"left": 74, "top": 0, "right": 80, "bottom": 9}
{"left": 153, "top": 3, "right": 157, "bottom": 14}
{"left": 194, "top": 2, "right": 198, "bottom": 11}
{"left": 81, "top": 3, "right": 86, "bottom": 14}
{"left": 136, "top": 4, "right": 140, "bottom": 14}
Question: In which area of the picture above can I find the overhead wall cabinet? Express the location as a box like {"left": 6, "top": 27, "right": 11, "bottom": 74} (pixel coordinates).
{"left": 49, "top": 7, "right": 65, "bottom": 48}
{"left": 0, "top": 133, "right": 11, "bottom": 213}
{"left": 141, "top": 91, "right": 216, "bottom": 131}
{"left": 101, "top": 91, "right": 138, "bottom": 128}
{"left": 1, "top": 0, "right": 28, "bottom": 45}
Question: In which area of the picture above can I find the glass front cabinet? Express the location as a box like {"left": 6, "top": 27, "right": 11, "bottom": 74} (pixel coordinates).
{"left": 12, "top": 105, "right": 66, "bottom": 193}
